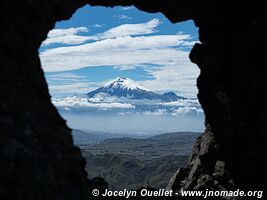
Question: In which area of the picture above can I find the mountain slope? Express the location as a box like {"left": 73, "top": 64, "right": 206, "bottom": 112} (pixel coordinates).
{"left": 83, "top": 153, "right": 189, "bottom": 190}
{"left": 81, "top": 132, "right": 201, "bottom": 190}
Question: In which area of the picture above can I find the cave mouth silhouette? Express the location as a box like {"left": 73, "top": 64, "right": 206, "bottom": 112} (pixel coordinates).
{"left": 0, "top": 1, "right": 266, "bottom": 199}
{"left": 39, "top": 4, "right": 204, "bottom": 190}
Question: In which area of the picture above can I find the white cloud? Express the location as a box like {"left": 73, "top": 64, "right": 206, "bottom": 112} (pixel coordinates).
{"left": 47, "top": 72, "right": 87, "bottom": 80}
{"left": 112, "top": 64, "right": 152, "bottom": 71}
{"left": 43, "top": 35, "right": 92, "bottom": 46}
{"left": 94, "top": 24, "right": 103, "bottom": 28}
{"left": 114, "top": 14, "right": 132, "bottom": 20}
{"left": 113, "top": 64, "right": 140, "bottom": 71}
{"left": 48, "top": 27, "right": 88, "bottom": 37}
{"left": 143, "top": 109, "right": 167, "bottom": 116}
{"left": 42, "top": 19, "right": 160, "bottom": 46}
{"left": 41, "top": 34, "right": 193, "bottom": 72}
{"left": 52, "top": 96, "right": 135, "bottom": 109}
{"left": 121, "top": 6, "right": 135, "bottom": 10}
{"left": 48, "top": 82, "right": 96, "bottom": 95}
{"left": 98, "top": 18, "right": 160, "bottom": 39}
{"left": 140, "top": 62, "right": 200, "bottom": 98}
{"left": 160, "top": 99, "right": 200, "bottom": 107}
{"left": 52, "top": 95, "right": 203, "bottom": 115}
{"left": 43, "top": 27, "right": 91, "bottom": 46}
{"left": 171, "top": 106, "right": 203, "bottom": 115}
{"left": 45, "top": 72, "right": 103, "bottom": 95}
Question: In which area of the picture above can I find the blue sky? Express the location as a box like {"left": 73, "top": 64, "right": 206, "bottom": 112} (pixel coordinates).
{"left": 39, "top": 5, "right": 199, "bottom": 98}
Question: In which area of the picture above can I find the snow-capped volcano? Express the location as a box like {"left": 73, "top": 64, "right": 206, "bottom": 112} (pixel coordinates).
{"left": 87, "top": 77, "right": 185, "bottom": 102}
{"left": 51, "top": 77, "right": 202, "bottom": 116}
{"left": 103, "top": 77, "right": 149, "bottom": 91}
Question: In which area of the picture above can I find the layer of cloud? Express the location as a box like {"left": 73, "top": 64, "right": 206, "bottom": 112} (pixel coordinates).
{"left": 171, "top": 107, "right": 203, "bottom": 115}
{"left": 97, "top": 18, "right": 160, "bottom": 39}
{"left": 48, "top": 27, "right": 88, "bottom": 37}
{"left": 113, "top": 14, "right": 132, "bottom": 20}
{"left": 143, "top": 109, "right": 167, "bottom": 116}
{"left": 52, "top": 94, "right": 203, "bottom": 115}
{"left": 46, "top": 72, "right": 103, "bottom": 95}
{"left": 93, "top": 24, "right": 103, "bottom": 28}
{"left": 48, "top": 82, "right": 96, "bottom": 95}
{"left": 42, "top": 19, "right": 160, "bottom": 46}
{"left": 47, "top": 72, "right": 87, "bottom": 80}
{"left": 41, "top": 34, "right": 193, "bottom": 72}
{"left": 52, "top": 96, "right": 135, "bottom": 109}
{"left": 121, "top": 6, "right": 135, "bottom": 10}
{"left": 141, "top": 63, "right": 199, "bottom": 98}
{"left": 43, "top": 27, "right": 90, "bottom": 46}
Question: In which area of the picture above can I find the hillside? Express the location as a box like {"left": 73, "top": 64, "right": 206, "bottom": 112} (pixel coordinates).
{"left": 80, "top": 132, "right": 201, "bottom": 190}
{"left": 83, "top": 153, "right": 189, "bottom": 190}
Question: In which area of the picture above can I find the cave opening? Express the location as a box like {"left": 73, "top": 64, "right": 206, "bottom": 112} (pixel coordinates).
{"left": 1, "top": 1, "right": 265, "bottom": 199}
{"left": 39, "top": 4, "right": 204, "bottom": 190}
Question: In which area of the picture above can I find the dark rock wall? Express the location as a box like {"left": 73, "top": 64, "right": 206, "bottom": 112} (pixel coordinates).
{"left": 173, "top": 3, "right": 267, "bottom": 192}
{"left": 0, "top": 0, "right": 266, "bottom": 199}
{"left": 0, "top": 1, "right": 90, "bottom": 200}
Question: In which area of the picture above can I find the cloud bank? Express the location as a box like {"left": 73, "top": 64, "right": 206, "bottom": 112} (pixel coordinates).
{"left": 52, "top": 96, "right": 135, "bottom": 109}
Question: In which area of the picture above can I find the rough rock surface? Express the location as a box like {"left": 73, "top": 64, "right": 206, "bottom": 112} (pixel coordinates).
{"left": 0, "top": 0, "right": 266, "bottom": 199}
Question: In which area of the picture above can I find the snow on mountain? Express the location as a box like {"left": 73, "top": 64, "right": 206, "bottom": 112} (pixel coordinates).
{"left": 103, "top": 77, "right": 150, "bottom": 91}
{"left": 87, "top": 77, "right": 184, "bottom": 102}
